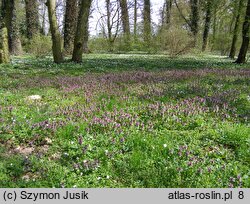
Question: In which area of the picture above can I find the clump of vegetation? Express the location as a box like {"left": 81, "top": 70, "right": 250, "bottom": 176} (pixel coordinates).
{"left": 25, "top": 35, "right": 52, "bottom": 58}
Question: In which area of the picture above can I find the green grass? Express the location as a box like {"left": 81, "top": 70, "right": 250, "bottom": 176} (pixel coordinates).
{"left": 0, "top": 54, "right": 249, "bottom": 188}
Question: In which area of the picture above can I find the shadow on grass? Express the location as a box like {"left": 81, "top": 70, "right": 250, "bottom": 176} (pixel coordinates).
{"left": 4, "top": 54, "right": 249, "bottom": 76}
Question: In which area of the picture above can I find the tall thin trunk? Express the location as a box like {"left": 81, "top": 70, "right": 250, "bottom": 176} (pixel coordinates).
{"left": 72, "top": 0, "right": 92, "bottom": 62}
{"left": 174, "top": 0, "right": 199, "bottom": 46}
{"left": 105, "top": 0, "right": 115, "bottom": 52}
{"left": 25, "top": 0, "right": 40, "bottom": 39}
{"left": 202, "top": 0, "right": 212, "bottom": 51}
{"left": 165, "top": 0, "right": 172, "bottom": 25}
{"left": 236, "top": 0, "right": 250, "bottom": 63}
{"left": 211, "top": 5, "right": 217, "bottom": 51}
{"left": 161, "top": 3, "right": 166, "bottom": 27}
{"left": 143, "top": 0, "right": 151, "bottom": 44}
{"left": 229, "top": 0, "right": 245, "bottom": 59}
{"left": 64, "top": 0, "right": 78, "bottom": 55}
{"left": 134, "top": 0, "right": 137, "bottom": 40}
{"left": 41, "top": 2, "right": 47, "bottom": 35}
{"left": 9, "top": 0, "right": 22, "bottom": 55}
{"left": 190, "top": 0, "right": 199, "bottom": 46}
{"left": 46, "top": 0, "right": 63, "bottom": 63}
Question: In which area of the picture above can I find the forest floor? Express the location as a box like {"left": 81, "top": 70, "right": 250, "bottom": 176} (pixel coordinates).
{"left": 0, "top": 54, "right": 249, "bottom": 187}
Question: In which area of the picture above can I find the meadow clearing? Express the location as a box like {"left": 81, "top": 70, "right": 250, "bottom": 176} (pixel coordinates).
{"left": 0, "top": 54, "right": 249, "bottom": 187}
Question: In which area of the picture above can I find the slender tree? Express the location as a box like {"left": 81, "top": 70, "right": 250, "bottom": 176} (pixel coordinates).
{"left": 174, "top": 0, "right": 200, "bottom": 46}
{"left": 211, "top": 1, "right": 217, "bottom": 51}
{"left": 134, "top": 0, "right": 137, "bottom": 40}
{"left": 25, "top": 0, "right": 40, "bottom": 39}
{"left": 236, "top": 0, "right": 250, "bottom": 63}
{"left": 190, "top": 0, "right": 199, "bottom": 46}
{"left": 143, "top": 0, "right": 151, "bottom": 44}
{"left": 202, "top": 0, "right": 213, "bottom": 51}
{"left": 229, "top": 0, "right": 245, "bottom": 59}
{"left": 106, "top": 0, "right": 112, "bottom": 50}
{"left": 165, "top": 0, "right": 173, "bottom": 25}
{"left": 46, "top": 0, "right": 63, "bottom": 63}
{"left": 72, "top": 0, "right": 92, "bottom": 62}
{"left": 64, "top": 0, "right": 78, "bottom": 55}
{"left": 40, "top": 0, "right": 47, "bottom": 35}
{"left": 99, "top": 0, "right": 120, "bottom": 52}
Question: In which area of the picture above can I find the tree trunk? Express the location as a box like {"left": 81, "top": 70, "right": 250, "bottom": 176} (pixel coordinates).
{"left": 72, "top": 0, "right": 92, "bottom": 63}
{"left": 41, "top": 1, "right": 47, "bottom": 35}
{"left": 1, "top": 0, "right": 11, "bottom": 31}
{"left": 25, "top": 0, "right": 40, "bottom": 39}
{"left": 105, "top": 0, "right": 114, "bottom": 52}
{"left": 165, "top": 0, "right": 172, "bottom": 25}
{"left": 0, "top": 1, "right": 10, "bottom": 63}
{"left": 190, "top": 0, "right": 199, "bottom": 46}
{"left": 119, "top": 0, "right": 130, "bottom": 40}
{"left": 229, "top": 0, "right": 245, "bottom": 59}
{"left": 1, "top": 0, "right": 22, "bottom": 55}
{"left": 64, "top": 0, "right": 78, "bottom": 55}
{"left": 46, "top": 0, "right": 63, "bottom": 63}
{"left": 9, "top": 0, "right": 22, "bottom": 55}
{"left": 236, "top": 0, "right": 250, "bottom": 63}
{"left": 211, "top": 4, "right": 217, "bottom": 51}
{"left": 134, "top": 0, "right": 137, "bottom": 41}
{"left": 202, "top": 0, "right": 212, "bottom": 52}
{"left": 0, "top": 27, "right": 10, "bottom": 63}
{"left": 143, "top": 0, "right": 151, "bottom": 45}
{"left": 83, "top": 21, "right": 90, "bottom": 53}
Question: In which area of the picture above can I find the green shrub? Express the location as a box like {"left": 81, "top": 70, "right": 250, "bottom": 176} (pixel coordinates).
{"left": 25, "top": 34, "right": 52, "bottom": 57}
{"left": 158, "top": 26, "right": 194, "bottom": 57}
{"left": 88, "top": 37, "right": 110, "bottom": 53}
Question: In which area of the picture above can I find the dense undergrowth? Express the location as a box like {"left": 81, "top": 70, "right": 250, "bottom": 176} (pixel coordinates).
{"left": 0, "top": 54, "right": 249, "bottom": 187}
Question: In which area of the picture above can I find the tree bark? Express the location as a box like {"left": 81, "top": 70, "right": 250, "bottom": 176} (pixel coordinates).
{"left": 190, "top": 0, "right": 199, "bottom": 46}
{"left": 236, "top": 0, "right": 250, "bottom": 63}
{"left": 25, "top": 0, "right": 40, "bottom": 39}
{"left": 165, "top": 0, "right": 172, "bottom": 25}
{"left": 210, "top": 4, "right": 217, "bottom": 51}
{"left": 229, "top": 0, "right": 245, "bottom": 59}
{"left": 46, "top": 0, "right": 64, "bottom": 63}
{"left": 1, "top": 0, "right": 11, "bottom": 31}
{"left": 143, "top": 0, "right": 151, "bottom": 45}
{"left": 119, "top": 0, "right": 130, "bottom": 38}
{"left": 72, "top": 0, "right": 92, "bottom": 63}
{"left": 202, "top": 0, "right": 212, "bottom": 51}
{"left": 134, "top": 0, "right": 137, "bottom": 41}
{"left": 41, "top": 0, "right": 47, "bottom": 35}
{"left": 83, "top": 20, "right": 90, "bottom": 53}
{"left": 9, "top": 0, "right": 22, "bottom": 55}
{"left": 0, "top": 0, "right": 9, "bottom": 63}
{"left": 105, "top": 0, "right": 113, "bottom": 52}
{"left": 64, "top": 0, "right": 78, "bottom": 55}
{"left": 0, "top": 27, "right": 10, "bottom": 63}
